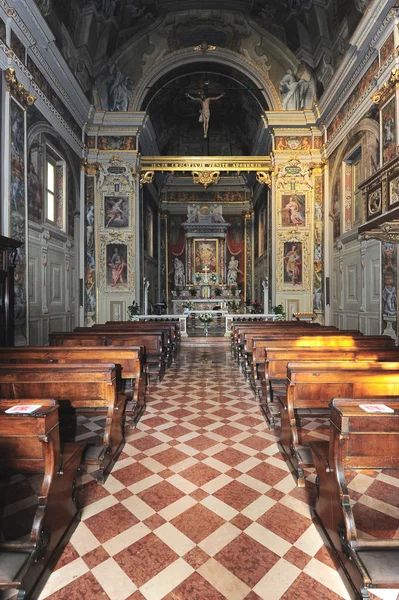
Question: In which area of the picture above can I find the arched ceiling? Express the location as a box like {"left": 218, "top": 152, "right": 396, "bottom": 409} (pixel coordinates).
{"left": 141, "top": 61, "right": 268, "bottom": 155}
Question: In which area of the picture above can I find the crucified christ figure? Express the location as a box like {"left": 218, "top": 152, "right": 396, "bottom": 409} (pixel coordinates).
{"left": 185, "top": 91, "right": 224, "bottom": 138}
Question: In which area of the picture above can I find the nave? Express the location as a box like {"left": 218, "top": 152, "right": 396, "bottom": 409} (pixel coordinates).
{"left": 10, "top": 341, "right": 394, "bottom": 600}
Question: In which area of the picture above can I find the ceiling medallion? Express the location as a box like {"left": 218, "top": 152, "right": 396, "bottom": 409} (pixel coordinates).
{"left": 193, "top": 41, "right": 217, "bottom": 54}
{"left": 192, "top": 170, "right": 220, "bottom": 189}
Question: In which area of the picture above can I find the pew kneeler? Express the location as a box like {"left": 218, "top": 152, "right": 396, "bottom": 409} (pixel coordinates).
{"left": 0, "top": 399, "right": 84, "bottom": 600}
{"left": 310, "top": 398, "right": 399, "bottom": 600}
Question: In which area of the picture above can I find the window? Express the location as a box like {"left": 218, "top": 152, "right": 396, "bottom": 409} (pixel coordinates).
{"left": 46, "top": 157, "right": 55, "bottom": 222}
{"left": 45, "top": 147, "right": 65, "bottom": 229}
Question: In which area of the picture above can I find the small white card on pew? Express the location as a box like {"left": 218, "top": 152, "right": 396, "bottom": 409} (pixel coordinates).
{"left": 359, "top": 404, "right": 394, "bottom": 413}
{"left": 5, "top": 405, "right": 42, "bottom": 414}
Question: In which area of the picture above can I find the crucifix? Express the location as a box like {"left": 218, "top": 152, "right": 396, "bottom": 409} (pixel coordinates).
{"left": 203, "top": 265, "right": 210, "bottom": 283}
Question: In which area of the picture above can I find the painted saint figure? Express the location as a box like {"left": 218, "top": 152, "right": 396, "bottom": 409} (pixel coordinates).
{"left": 108, "top": 247, "right": 126, "bottom": 287}
{"left": 185, "top": 91, "right": 224, "bottom": 138}
{"left": 284, "top": 243, "right": 302, "bottom": 285}
{"left": 283, "top": 195, "right": 305, "bottom": 226}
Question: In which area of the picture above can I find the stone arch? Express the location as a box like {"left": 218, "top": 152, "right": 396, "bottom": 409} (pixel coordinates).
{"left": 329, "top": 117, "right": 380, "bottom": 206}
{"left": 130, "top": 46, "right": 282, "bottom": 112}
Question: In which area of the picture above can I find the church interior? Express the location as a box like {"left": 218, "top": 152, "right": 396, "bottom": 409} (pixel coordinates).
{"left": 1, "top": 0, "right": 399, "bottom": 599}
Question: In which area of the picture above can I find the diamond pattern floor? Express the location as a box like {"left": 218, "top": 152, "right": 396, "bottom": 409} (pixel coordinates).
{"left": 2, "top": 344, "right": 399, "bottom": 600}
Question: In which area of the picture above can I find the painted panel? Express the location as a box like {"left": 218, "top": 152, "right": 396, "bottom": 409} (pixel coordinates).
{"left": 381, "top": 96, "right": 396, "bottom": 165}
{"left": 10, "top": 98, "right": 27, "bottom": 344}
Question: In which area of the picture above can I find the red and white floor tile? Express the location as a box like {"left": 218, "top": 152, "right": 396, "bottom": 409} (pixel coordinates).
{"left": 3, "top": 343, "right": 398, "bottom": 600}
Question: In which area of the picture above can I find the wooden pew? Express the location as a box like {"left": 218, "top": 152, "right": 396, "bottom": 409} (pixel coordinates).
{"left": 310, "top": 398, "right": 399, "bottom": 600}
{"left": 279, "top": 360, "right": 399, "bottom": 486}
{"left": 50, "top": 330, "right": 166, "bottom": 383}
{"left": 245, "top": 331, "right": 391, "bottom": 390}
{"left": 105, "top": 320, "right": 181, "bottom": 355}
{"left": 261, "top": 344, "right": 399, "bottom": 427}
{"left": 85, "top": 321, "right": 177, "bottom": 365}
{"left": 0, "top": 399, "right": 84, "bottom": 600}
{"left": 231, "top": 321, "right": 325, "bottom": 360}
{"left": 0, "top": 345, "right": 146, "bottom": 421}
{"left": 244, "top": 326, "right": 346, "bottom": 380}
{"left": 0, "top": 363, "right": 125, "bottom": 482}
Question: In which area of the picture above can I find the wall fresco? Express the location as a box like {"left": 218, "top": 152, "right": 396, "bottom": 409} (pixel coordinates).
{"left": 85, "top": 176, "right": 96, "bottom": 324}
{"left": 10, "top": 99, "right": 27, "bottom": 343}
{"left": 27, "top": 56, "right": 81, "bottom": 139}
{"left": 380, "top": 32, "right": 394, "bottom": 65}
{"left": 381, "top": 96, "right": 396, "bottom": 165}
{"left": 327, "top": 58, "right": 378, "bottom": 139}
{"left": 313, "top": 175, "right": 324, "bottom": 318}
{"left": 381, "top": 241, "right": 397, "bottom": 340}
{"left": 98, "top": 136, "right": 135, "bottom": 151}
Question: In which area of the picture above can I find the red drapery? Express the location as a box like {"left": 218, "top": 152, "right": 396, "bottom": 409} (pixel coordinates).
{"left": 226, "top": 217, "right": 244, "bottom": 286}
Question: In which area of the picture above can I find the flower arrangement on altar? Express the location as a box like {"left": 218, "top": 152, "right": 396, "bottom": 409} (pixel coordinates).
{"left": 251, "top": 299, "right": 263, "bottom": 314}
{"left": 127, "top": 300, "right": 140, "bottom": 319}
{"left": 272, "top": 303, "right": 286, "bottom": 320}
{"left": 195, "top": 274, "right": 202, "bottom": 283}
{"left": 210, "top": 273, "right": 217, "bottom": 283}
{"left": 227, "top": 300, "right": 241, "bottom": 313}
{"left": 184, "top": 301, "right": 194, "bottom": 310}
{"left": 198, "top": 313, "right": 213, "bottom": 324}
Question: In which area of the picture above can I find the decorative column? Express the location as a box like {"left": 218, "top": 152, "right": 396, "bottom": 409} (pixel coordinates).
{"left": 244, "top": 211, "right": 254, "bottom": 304}
{"left": 84, "top": 111, "right": 144, "bottom": 323}
{"left": 360, "top": 239, "right": 367, "bottom": 313}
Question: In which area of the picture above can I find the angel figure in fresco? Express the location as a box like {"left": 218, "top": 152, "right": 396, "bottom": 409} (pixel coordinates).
{"left": 185, "top": 91, "right": 224, "bottom": 138}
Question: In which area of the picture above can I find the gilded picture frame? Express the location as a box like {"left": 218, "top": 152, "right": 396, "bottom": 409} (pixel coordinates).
{"left": 194, "top": 238, "right": 219, "bottom": 274}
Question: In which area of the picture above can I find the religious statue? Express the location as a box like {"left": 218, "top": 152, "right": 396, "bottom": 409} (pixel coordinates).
{"left": 279, "top": 69, "right": 309, "bottom": 110}
{"left": 36, "top": 0, "right": 52, "bottom": 16}
{"left": 95, "top": 0, "right": 119, "bottom": 19}
{"left": 185, "top": 91, "right": 224, "bottom": 138}
{"left": 174, "top": 257, "right": 185, "bottom": 287}
{"left": 94, "top": 65, "right": 134, "bottom": 111}
{"left": 227, "top": 256, "right": 239, "bottom": 285}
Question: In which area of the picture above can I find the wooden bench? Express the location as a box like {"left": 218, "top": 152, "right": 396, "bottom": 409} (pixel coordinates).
{"left": 105, "top": 320, "right": 181, "bottom": 355}
{"left": 86, "top": 321, "right": 176, "bottom": 366}
{"left": 0, "top": 345, "right": 146, "bottom": 421}
{"left": 280, "top": 361, "right": 399, "bottom": 486}
{"left": 262, "top": 344, "right": 399, "bottom": 427}
{"left": 0, "top": 399, "right": 84, "bottom": 600}
{"left": 310, "top": 398, "right": 399, "bottom": 600}
{"left": 50, "top": 330, "right": 166, "bottom": 383}
{"left": 0, "top": 363, "right": 125, "bottom": 482}
{"left": 246, "top": 330, "right": 391, "bottom": 390}
{"left": 231, "top": 321, "right": 325, "bottom": 360}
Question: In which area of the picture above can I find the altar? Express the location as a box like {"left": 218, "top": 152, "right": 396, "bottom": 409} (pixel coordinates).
{"left": 170, "top": 203, "right": 242, "bottom": 313}
{"left": 172, "top": 298, "right": 228, "bottom": 313}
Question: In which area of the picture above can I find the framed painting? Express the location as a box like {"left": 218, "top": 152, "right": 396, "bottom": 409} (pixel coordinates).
{"left": 104, "top": 195, "right": 129, "bottom": 228}
{"left": 367, "top": 186, "right": 382, "bottom": 220}
{"left": 194, "top": 239, "right": 218, "bottom": 274}
{"left": 381, "top": 96, "right": 396, "bottom": 165}
{"left": 281, "top": 194, "right": 305, "bottom": 227}
{"left": 389, "top": 174, "right": 399, "bottom": 207}
{"left": 106, "top": 243, "right": 128, "bottom": 289}
{"left": 283, "top": 242, "right": 302, "bottom": 287}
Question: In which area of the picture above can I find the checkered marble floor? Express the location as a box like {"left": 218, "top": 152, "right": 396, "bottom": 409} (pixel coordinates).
{"left": 2, "top": 343, "right": 398, "bottom": 600}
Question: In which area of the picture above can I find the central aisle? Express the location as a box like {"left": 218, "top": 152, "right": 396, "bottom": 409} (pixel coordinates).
{"left": 38, "top": 343, "right": 352, "bottom": 600}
